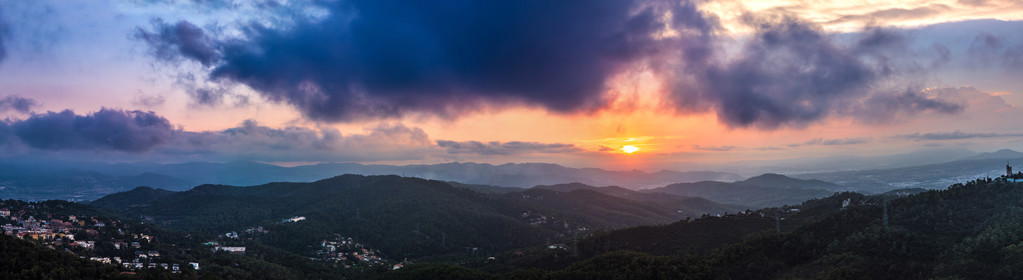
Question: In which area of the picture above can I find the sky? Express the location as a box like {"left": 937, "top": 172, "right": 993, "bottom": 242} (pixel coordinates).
{"left": 1, "top": 0, "right": 1022, "bottom": 172}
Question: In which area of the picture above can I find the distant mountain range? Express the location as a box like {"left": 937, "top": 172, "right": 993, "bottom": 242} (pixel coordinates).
{"left": 530, "top": 183, "right": 743, "bottom": 218}
{"left": 643, "top": 174, "right": 843, "bottom": 208}
{"left": 4, "top": 148, "right": 1022, "bottom": 203}
{"left": 958, "top": 148, "right": 1023, "bottom": 161}
{"left": 796, "top": 150, "right": 1023, "bottom": 193}
{"left": 0, "top": 159, "right": 742, "bottom": 201}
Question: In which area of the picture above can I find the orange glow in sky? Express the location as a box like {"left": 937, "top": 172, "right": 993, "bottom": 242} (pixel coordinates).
{"left": 622, "top": 145, "right": 640, "bottom": 154}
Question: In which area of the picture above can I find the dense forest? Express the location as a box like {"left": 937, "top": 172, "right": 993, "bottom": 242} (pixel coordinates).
{"left": 382, "top": 179, "right": 1023, "bottom": 279}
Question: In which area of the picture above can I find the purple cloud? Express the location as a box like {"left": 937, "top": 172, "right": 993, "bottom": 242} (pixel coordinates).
{"left": 4, "top": 108, "right": 176, "bottom": 152}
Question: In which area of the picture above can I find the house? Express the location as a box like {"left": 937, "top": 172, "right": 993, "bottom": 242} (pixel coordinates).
{"left": 214, "top": 246, "right": 246, "bottom": 254}
{"left": 189, "top": 262, "right": 200, "bottom": 270}
{"left": 392, "top": 263, "right": 404, "bottom": 270}
{"left": 0, "top": 209, "right": 9, "bottom": 217}
{"left": 74, "top": 241, "right": 95, "bottom": 249}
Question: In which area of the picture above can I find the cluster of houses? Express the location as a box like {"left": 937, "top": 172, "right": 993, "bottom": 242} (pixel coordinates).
{"left": 119, "top": 260, "right": 199, "bottom": 273}
{"left": 0, "top": 201, "right": 200, "bottom": 273}
{"left": 521, "top": 211, "right": 549, "bottom": 225}
{"left": 1, "top": 210, "right": 100, "bottom": 242}
{"left": 316, "top": 235, "right": 397, "bottom": 269}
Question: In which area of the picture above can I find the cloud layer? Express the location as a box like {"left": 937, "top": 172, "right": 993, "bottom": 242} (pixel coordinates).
{"left": 133, "top": 0, "right": 970, "bottom": 129}
{"left": 2, "top": 108, "right": 176, "bottom": 152}
{"left": 665, "top": 17, "right": 965, "bottom": 129}
{"left": 898, "top": 131, "right": 1023, "bottom": 141}
{"left": 139, "top": 0, "right": 689, "bottom": 122}
{"left": 437, "top": 140, "right": 581, "bottom": 155}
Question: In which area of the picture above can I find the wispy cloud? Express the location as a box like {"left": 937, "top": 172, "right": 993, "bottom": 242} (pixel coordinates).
{"left": 789, "top": 137, "right": 871, "bottom": 147}
{"left": 691, "top": 144, "right": 737, "bottom": 151}
{"left": 436, "top": 140, "right": 581, "bottom": 155}
{"left": 897, "top": 131, "right": 1023, "bottom": 141}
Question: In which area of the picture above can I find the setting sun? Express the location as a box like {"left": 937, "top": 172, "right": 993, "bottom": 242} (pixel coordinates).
{"left": 622, "top": 145, "right": 640, "bottom": 154}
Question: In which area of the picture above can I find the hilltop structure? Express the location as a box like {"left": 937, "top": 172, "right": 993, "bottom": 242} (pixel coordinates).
{"left": 1003, "top": 162, "right": 1022, "bottom": 182}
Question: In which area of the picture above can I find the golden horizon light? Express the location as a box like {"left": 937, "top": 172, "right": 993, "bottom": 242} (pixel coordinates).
{"left": 622, "top": 145, "right": 640, "bottom": 154}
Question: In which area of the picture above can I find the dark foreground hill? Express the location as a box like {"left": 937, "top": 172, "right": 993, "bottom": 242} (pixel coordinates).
{"left": 380, "top": 179, "right": 1023, "bottom": 279}
{"left": 0, "top": 234, "right": 125, "bottom": 279}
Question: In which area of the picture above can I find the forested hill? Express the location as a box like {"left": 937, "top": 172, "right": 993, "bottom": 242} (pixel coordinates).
{"left": 91, "top": 175, "right": 735, "bottom": 261}
{"left": 531, "top": 183, "right": 742, "bottom": 217}
{"left": 0, "top": 233, "right": 125, "bottom": 279}
{"left": 644, "top": 173, "right": 842, "bottom": 208}
{"left": 382, "top": 179, "right": 1023, "bottom": 279}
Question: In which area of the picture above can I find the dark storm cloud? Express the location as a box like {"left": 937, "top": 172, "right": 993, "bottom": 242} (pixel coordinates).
{"left": 666, "top": 16, "right": 962, "bottom": 129}
{"left": 5, "top": 108, "right": 176, "bottom": 152}
{"left": 134, "top": 19, "right": 220, "bottom": 66}
{"left": 137, "top": 0, "right": 961, "bottom": 129}
{"left": 436, "top": 140, "right": 581, "bottom": 155}
{"left": 138, "top": 0, "right": 709, "bottom": 122}
{"left": 0, "top": 95, "right": 37, "bottom": 113}
{"left": 898, "top": 131, "right": 1023, "bottom": 141}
